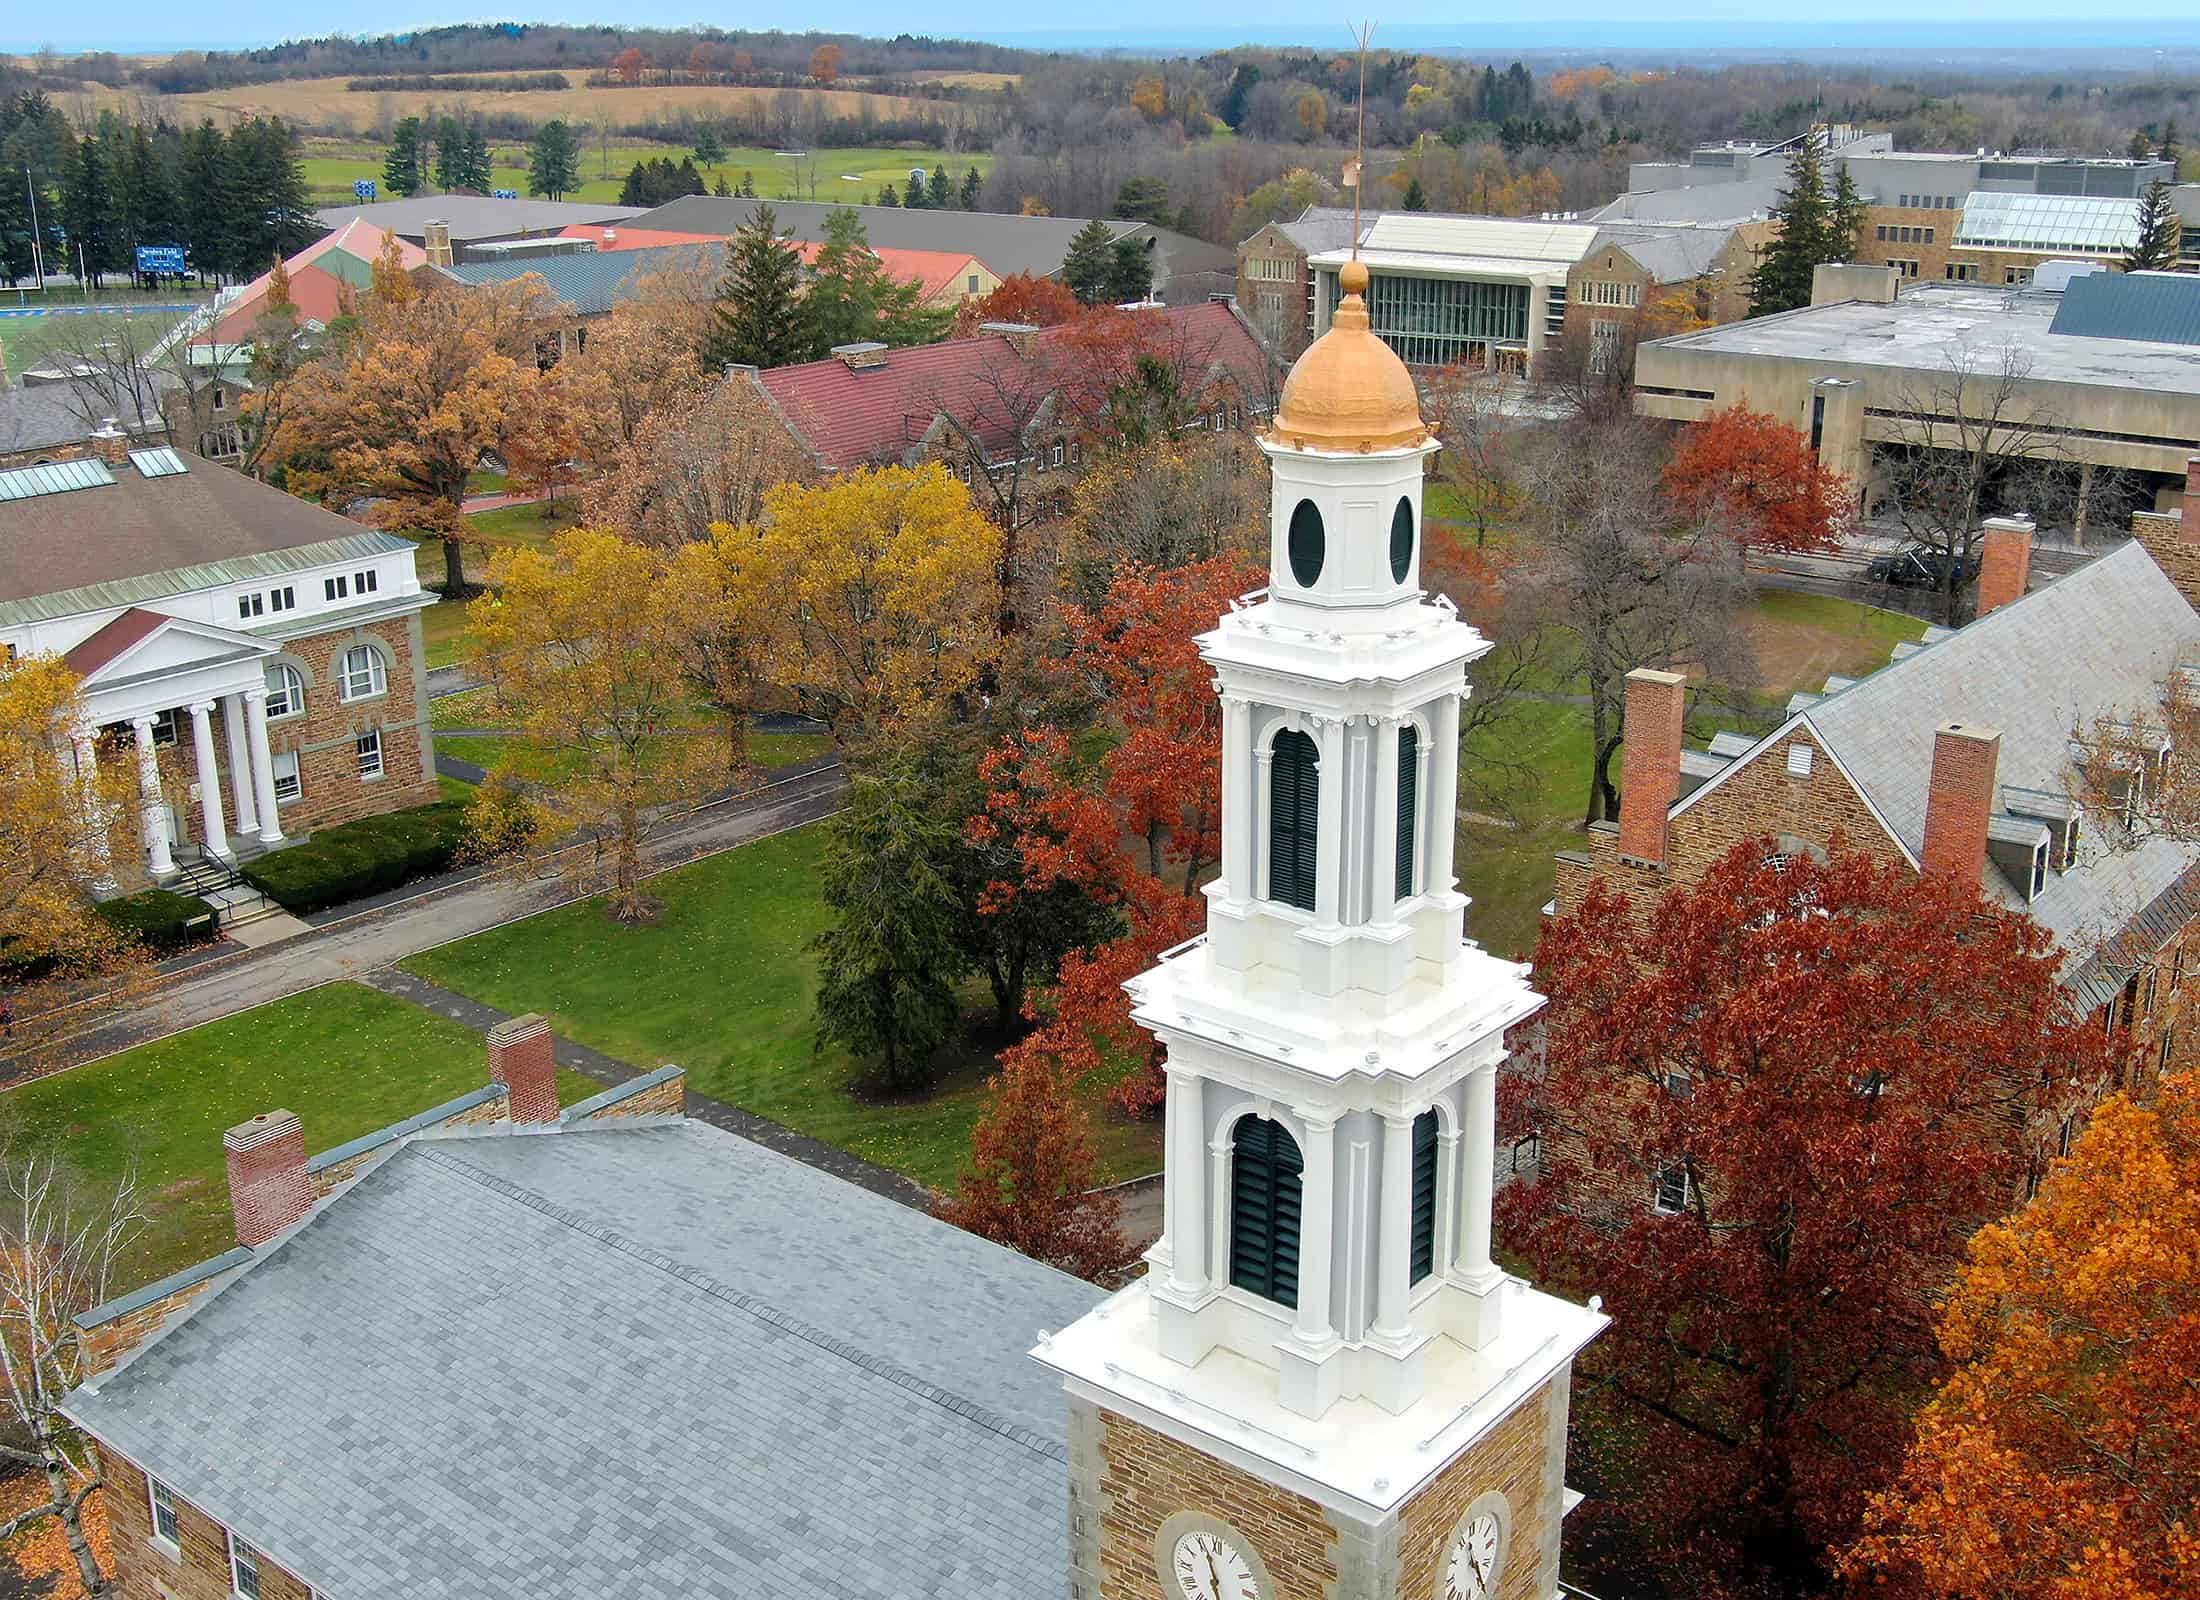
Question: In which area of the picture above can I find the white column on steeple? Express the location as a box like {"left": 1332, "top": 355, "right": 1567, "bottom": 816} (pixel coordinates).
{"left": 1372, "top": 1110, "right": 1417, "bottom": 1344}
{"left": 1221, "top": 696, "right": 1252, "bottom": 905}
{"left": 1456, "top": 1063, "right": 1505, "bottom": 1353}
{"left": 1252, "top": 738, "right": 1275, "bottom": 901}
{"left": 1430, "top": 690, "right": 1461, "bottom": 896}
{"left": 1372, "top": 713, "right": 1402, "bottom": 925}
{"left": 1313, "top": 715, "right": 1344, "bottom": 928}
{"left": 1291, "top": 1112, "right": 1338, "bottom": 1348}
{"left": 1165, "top": 1071, "right": 1208, "bottom": 1297}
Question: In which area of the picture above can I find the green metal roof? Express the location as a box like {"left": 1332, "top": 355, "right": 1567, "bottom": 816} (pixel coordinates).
{"left": 2048, "top": 269, "right": 2200, "bottom": 347}
{"left": 0, "top": 530, "right": 418, "bottom": 628}
{"left": 0, "top": 459, "right": 113, "bottom": 501}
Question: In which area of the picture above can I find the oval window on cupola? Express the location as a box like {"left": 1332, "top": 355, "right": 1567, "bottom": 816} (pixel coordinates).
{"left": 1288, "top": 499, "right": 1325, "bottom": 587}
{"left": 1389, "top": 496, "right": 1416, "bottom": 583}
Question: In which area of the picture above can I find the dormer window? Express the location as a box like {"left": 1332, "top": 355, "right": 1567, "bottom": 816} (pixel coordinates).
{"left": 2030, "top": 840, "right": 2048, "bottom": 900}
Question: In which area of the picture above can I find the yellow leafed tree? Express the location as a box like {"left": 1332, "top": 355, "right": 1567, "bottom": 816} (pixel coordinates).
{"left": 465, "top": 529, "right": 720, "bottom": 922}
{"left": 723, "top": 464, "right": 1003, "bottom": 752}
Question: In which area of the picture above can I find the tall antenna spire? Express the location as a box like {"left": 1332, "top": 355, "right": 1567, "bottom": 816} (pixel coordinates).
{"left": 1350, "top": 20, "right": 1374, "bottom": 261}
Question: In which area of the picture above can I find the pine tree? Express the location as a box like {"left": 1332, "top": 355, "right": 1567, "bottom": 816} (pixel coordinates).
{"left": 59, "top": 134, "right": 113, "bottom": 285}
{"left": 877, "top": 183, "right": 899, "bottom": 207}
{"left": 739, "top": 170, "right": 757, "bottom": 198}
{"left": 528, "top": 120, "right": 579, "bottom": 200}
{"left": 959, "top": 166, "right": 982, "bottom": 210}
{"left": 382, "top": 117, "right": 424, "bottom": 197}
{"left": 2126, "top": 178, "right": 2183, "bottom": 273}
{"left": 807, "top": 206, "right": 951, "bottom": 352}
{"left": 928, "top": 165, "right": 950, "bottom": 208}
{"left": 692, "top": 124, "right": 724, "bottom": 167}
{"left": 903, "top": 170, "right": 927, "bottom": 209}
{"left": 2163, "top": 118, "right": 2182, "bottom": 164}
{"left": 1062, "top": 216, "right": 1117, "bottom": 304}
{"left": 1827, "top": 163, "right": 1866, "bottom": 262}
{"left": 1105, "top": 235, "right": 1153, "bottom": 304}
{"left": 1746, "top": 138, "right": 1833, "bottom": 317}
{"left": 1403, "top": 176, "right": 1429, "bottom": 211}
{"left": 702, "top": 205, "right": 815, "bottom": 371}
{"left": 178, "top": 117, "right": 228, "bottom": 281}
{"left": 713, "top": 174, "right": 731, "bottom": 197}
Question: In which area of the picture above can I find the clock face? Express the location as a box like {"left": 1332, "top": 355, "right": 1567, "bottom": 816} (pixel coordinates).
{"left": 1443, "top": 1505, "right": 1507, "bottom": 1600}
{"left": 1170, "top": 1528, "right": 1260, "bottom": 1600}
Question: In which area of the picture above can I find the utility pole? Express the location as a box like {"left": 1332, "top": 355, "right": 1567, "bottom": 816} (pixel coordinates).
{"left": 25, "top": 165, "right": 45, "bottom": 292}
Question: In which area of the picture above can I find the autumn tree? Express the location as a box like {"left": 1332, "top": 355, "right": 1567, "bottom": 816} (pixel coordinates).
{"left": 1663, "top": 403, "right": 1854, "bottom": 555}
{"left": 1843, "top": 1069, "right": 2200, "bottom": 1600}
{"left": 0, "top": 1144, "right": 142, "bottom": 1596}
{"left": 1421, "top": 360, "right": 1523, "bottom": 548}
{"left": 579, "top": 375, "right": 810, "bottom": 549}
{"left": 956, "top": 270, "right": 1082, "bottom": 334}
{"left": 807, "top": 43, "right": 842, "bottom": 84}
{"left": 937, "top": 1052, "right": 1127, "bottom": 1277}
{"left": 611, "top": 47, "right": 646, "bottom": 84}
{"left": 729, "top": 464, "right": 1003, "bottom": 752}
{"left": 1062, "top": 431, "right": 1266, "bottom": 598}
{"left": 1503, "top": 840, "right": 2107, "bottom": 1598}
{"left": 465, "top": 529, "right": 718, "bottom": 922}
{"left": 274, "top": 253, "right": 557, "bottom": 593}
{"left": 551, "top": 251, "right": 714, "bottom": 472}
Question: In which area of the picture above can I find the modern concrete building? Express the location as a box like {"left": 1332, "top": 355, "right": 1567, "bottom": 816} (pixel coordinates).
{"left": 1634, "top": 265, "right": 2200, "bottom": 511}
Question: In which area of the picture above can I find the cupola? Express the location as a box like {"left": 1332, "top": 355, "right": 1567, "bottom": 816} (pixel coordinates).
{"left": 1268, "top": 260, "right": 1430, "bottom": 455}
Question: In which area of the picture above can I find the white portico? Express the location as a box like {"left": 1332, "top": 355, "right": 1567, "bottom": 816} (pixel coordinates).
{"left": 1038, "top": 260, "right": 1603, "bottom": 1600}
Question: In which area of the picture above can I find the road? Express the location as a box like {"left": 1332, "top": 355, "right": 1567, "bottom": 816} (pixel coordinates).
{"left": 1752, "top": 521, "right": 2111, "bottom": 619}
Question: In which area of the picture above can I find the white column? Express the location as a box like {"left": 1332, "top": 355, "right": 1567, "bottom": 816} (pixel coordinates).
{"left": 1436, "top": 1124, "right": 1463, "bottom": 1273}
{"left": 1458, "top": 1065, "right": 1499, "bottom": 1286}
{"left": 243, "top": 689, "right": 283, "bottom": 845}
{"left": 1221, "top": 696, "right": 1252, "bottom": 903}
{"left": 72, "top": 725, "right": 114, "bottom": 893}
{"left": 1292, "top": 1112, "right": 1337, "bottom": 1347}
{"left": 1372, "top": 714, "right": 1402, "bottom": 924}
{"left": 1252, "top": 742, "right": 1275, "bottom": 901}
{"left": 187, "top": 701, "right": 229, "bottom": 860}
{"left": 131, "top": 716, "right": 174, "bottom": 878}
{"left": 1373, "top": 1110, "right": 1417, "bottom": 1343}
{"left": 1430, "top": 690, "right": 1461, "bottom": 895}
{"left": 222, "top": 693, "right": 260, "bottom": 838}
{"left": 1165, "top": 1072, "right": 1208, "bottom": 1297}
{"left": 1313, "top": 715, "right": 1344, "bottom": 928}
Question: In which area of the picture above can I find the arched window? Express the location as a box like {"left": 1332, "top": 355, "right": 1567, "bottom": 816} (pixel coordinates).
{"left": 1409, "top": 1108, "right": 1440, "bottom": 1283}
{"left": 1396, "top": 723, "right": 1420, "bottom": 901}
{"left": 338, "top": 644, "right": 387, "bottom": 702}
{"left": 263, "top": 662, "right": 306, "bottom": 721}
{"left": 1230, "top": 1115, "right": 1303, "bottom": 1308}
{"left": 1269, "top": 729, "right": 1318, "bottom": 912}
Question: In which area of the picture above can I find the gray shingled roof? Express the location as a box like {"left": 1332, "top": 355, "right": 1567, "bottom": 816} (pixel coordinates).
{"left": 312, "top": 195, "right": 644, "bottom": 244}
{"left": 440, "top": 242, "right": 723, "bottom": 316}
{"left": 64, "top": 1120, "right": 1100, "bottom": 1600}
{"left": 0, "top": 380, "right": 167, "bottom": 457}
{"left": 1274, "top": 205, "right": 1362, "bottom": 254}
{"left": 1589, "top": 224, "right": 1735, "bottom": 284}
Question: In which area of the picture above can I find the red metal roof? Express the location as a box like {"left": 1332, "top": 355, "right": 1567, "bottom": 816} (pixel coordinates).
{"left": 557, "top": 224, "right": 984, "bottom": 301}
{"left": 756, "top": 302, "right": 1272, "bottom": 473}
{"left": 556, "top": 225, "right": 726, "bottom": 251}
{"left": 63, "top": 606, "right": 172, "bottom": 678}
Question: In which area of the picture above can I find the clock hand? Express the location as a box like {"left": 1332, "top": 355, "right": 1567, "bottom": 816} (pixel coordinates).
{"left": 1206, "top": 1549, "right": 1225, "bottom": 1598}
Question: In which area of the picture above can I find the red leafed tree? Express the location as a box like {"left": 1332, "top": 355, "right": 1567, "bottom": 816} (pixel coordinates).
{"left": 935, "top": 1051, "right": 1127, "bottom": 1278}
{"left": 808, "top": 43, "right": 843, "bottom": 83}
{"left": 1501, "top": 838, "right": 2106, "bottom": 1599}
{"left": 611, "top": 47, "right": 646, "bottom": 84}
{"left": 963, "top": 271, "right": 1084, "bottom": 332}
{"left": 1663, "top": 402, "right": 1855, "bottom": 555}
{"left": 1842, "top": 1068, "right": 2200, "bottom": 1600}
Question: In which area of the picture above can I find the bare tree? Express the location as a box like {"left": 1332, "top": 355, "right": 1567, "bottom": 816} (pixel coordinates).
{"left": 1513, "top": 410, "right": 1754, "bottom": 827}
{"left": 0, "top": 1144, "right": 142, "bottom": 1596}
{"left": 579, "top": 373, "right": 813, "bottom": 548}
{"left": 1060, "top": 431, "right": 1266, "bottom": 599}
{"left": 1875, "top": 342, "right": 2071, "bottom": 626}
{"left": 1422, "top": 359, "right": 1524, "bottom": 548}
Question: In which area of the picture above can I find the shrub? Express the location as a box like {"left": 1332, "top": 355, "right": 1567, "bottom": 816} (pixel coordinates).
{"left": 92, "top": 888, "right": 219, "bottom": 952}
{"left": 241, "top": 802, "right": 475, "bottom": 914}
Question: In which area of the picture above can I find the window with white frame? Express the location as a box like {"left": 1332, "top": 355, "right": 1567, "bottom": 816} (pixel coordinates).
{"left": 228, "top": 1531, "right": 262, "bottom": 1598}
{"left": 1050, "top": 440, "right": 1064, "bottom": 467}
{"left": 339, "top": 645, "right": 386, "bottom": 702}
{"left": 1653, "top": 1158, "right": 1693, "bottom": 1215}
{"left": 269, "top": 586, "right": 295, "bottom": 613}
{"left": 264, "top": 662, "right": 306, "bottom": 720}
{"left": 148, "top": 708, "right": 178, "bottom": 747}
{"left": 355, "top": 568, "right": 379, "bottom": 594}
{"left": 324, "top": 575, "right": 348, "bottom": 602}
{"left": 238, "top": 591, "right": 264, "bottom": 619}
{"left": 149, "top": 1478, "right": 180, "bottom": 1546}
{"left": 1579, "top": 278, "right": 1640, "bottom": 308}
{"left": 357, "top": 729, "right": 383, "bottom": 780}
{"left": 272, "top": 749, "right": 302, "bottom": 803}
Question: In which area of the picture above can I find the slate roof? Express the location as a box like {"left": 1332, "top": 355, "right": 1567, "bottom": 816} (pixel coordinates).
{"left": 439, "top": 242, "right": 723, "bottom": 316}
{"left": 0, "top": 380, "right": 166, "bottom": 457}
{"left": 754, "top": 301, "right": 1276, "bottom": 472}
{"left": 64, "top": 1119, "right": 1101, "bottom": 1600}
{"left": 1589, "top": 223, "right": 1737, "bottom": 283}
{"left": 1271, "top": 205, "right": 1362, "bottom": 254}
{"left": 311, "top": 195, "right": 645, "bottom": 244}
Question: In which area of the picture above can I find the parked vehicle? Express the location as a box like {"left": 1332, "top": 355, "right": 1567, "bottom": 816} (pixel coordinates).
{"left": 1865, "top": 546, "right": 1982, "bottom": 589}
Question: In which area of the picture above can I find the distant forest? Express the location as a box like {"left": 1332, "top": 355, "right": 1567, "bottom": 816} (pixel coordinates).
{"left": 3, "top": 26, "right": 2196, "bottom": 251}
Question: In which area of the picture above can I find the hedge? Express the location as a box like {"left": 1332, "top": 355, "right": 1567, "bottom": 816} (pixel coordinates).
{"left": 92, "top": 888, "right": 219, "bottom": 952}
{"left": 241, "top": 801, "right": 476, "bottom": 915}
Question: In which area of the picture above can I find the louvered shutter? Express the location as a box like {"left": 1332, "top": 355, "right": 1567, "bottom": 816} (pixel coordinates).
{"left": 1396, "top": 724, "right": 1420, "bottom": 901}
{"left": 1410, "top": 1108, "right": 1439, "bottom": 1283}
{"left": 1269, "top": 730, "right": 1318, "bottom": 912}
{"left": 1229, "top": 1116, "right": 1304, "bottom": 1308}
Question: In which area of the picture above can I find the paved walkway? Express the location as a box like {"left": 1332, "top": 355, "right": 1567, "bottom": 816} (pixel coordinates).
{"left": 29, "top": 760, "right": 846, "bottom": 1071}
{"left": 360, "top": 968, "right": 933, "bottom": 1210}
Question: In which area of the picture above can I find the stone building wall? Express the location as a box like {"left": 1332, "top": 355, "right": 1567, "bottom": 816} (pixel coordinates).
{"left": 103, "top": 1450, "right": 314, "bottom": 1600}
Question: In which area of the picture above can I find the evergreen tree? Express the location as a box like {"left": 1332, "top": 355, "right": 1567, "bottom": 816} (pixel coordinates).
{"left": 434, "top": 117, "right": 472, "bottom": 191}
{"left": 382, "top": 117, "right": 424, "bottom": 197}
{"left": 1828, "top": 162, "right": 1866, "bottom": 262}
{"left": 1402, "top": 176, "right": 1429, "bottom": 211}
{"left": 60, "top": 134, "right": 114, "bottom": 285}
{"left": 178, "top": 117, "right": 229, "bottom": 281}
{"left": 713, "top": 174, "right": 731, "bottom": 197}
{"left": 739, "top": 170, "right": 757, "bottom": 198}
{"left": 903, "top": 170, "right": 927, "bottom": 209}
{"left": 465, "top": 123, "right": 492, "bottom": 191}
{"left": 1217, "top": 63, "right": 1261, "bottom": 130}
{"left": 703, "top": 205, "right": 815, "bottom": 371}
{"left": 527, "top": 119, "right": 579, "bottom": 200}
{"left": 958, "top": 166, "right": 982, "bottom": 210}
{"left": 2126, "top": 178, "right": 2183, "bottom": 273}
{"left": 1062, "top": 216, "right": 1117, "bottom": 304}
{"left": 618, "top": 162, "right": 651, "bottom": 207}
{"left": 1104, "top": 235, "right": 1154, "bottom": 304}
{"left": 2163, "top": 119, "right": 2182, "bottom": 164}
{"left": 1746, "top": 138, "right": 1834, "bottom": 317}
{"left": 928, "top": 164, "right": 950, "bottom": 208}
{"left": 692, "top": 124, "right": 724, "bottom": 167}
{"left": 2128, "top": 129, "right": 2153, "bottom": 160}
{"left": 807, "top": 206, "right": 951, "bottom": 353}
{"left": 877, "top": 183, "right": 899, "bottom": 207}
{"left": 228, "top": 117, "right": 315, "bottom": 270}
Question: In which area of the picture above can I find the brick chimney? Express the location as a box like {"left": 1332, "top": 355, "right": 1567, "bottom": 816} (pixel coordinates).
{"left": 1618, "top": 668, "right": 1688, "bottom": 868}
{"left": 423, "top": 220, "right": 453, "bottom": 268}
{"left": 487, "top": 1012, "right": 559, "bottom": 1125}
{"left": 831, "top": 340, "right": 890, "bottom": 371}
{"left": 88, "top": 419, "right": 131, "bottom": 466}
{"left": 979, "top": 320, "right": 1042, "bottom": 358}
{"left": 224, "top": 1110, "right": 312, "bottom": 1248}
{"left": 1921, "top": 723, "right": 2002, "bottom": 882}
{"left": 1975, "top": 515, "right": 2035, "bottom": 617}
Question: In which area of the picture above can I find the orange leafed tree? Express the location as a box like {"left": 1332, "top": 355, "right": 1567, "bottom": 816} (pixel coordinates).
{"left": 611, "top": 47, "right": 646, "bottom": 84}
{"left": 936, "top": 1050, "right": 1127, "bottom": 1278}
{"left": 808, "top": 43, "right": 843, "bottom": 83}
{"left": 958, "top": 271, "right": 1083, "bottom": 333}
{"left": 1663, "top": 402, "right": 1855, "bottom": 555}
{"left": 1843, "top": 1070, "right": 2200, "bottom": 1600}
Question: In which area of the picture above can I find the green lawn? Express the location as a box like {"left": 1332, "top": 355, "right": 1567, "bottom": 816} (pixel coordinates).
{"left": 303, "top": 143, "right": 992, "bottom": 207}
{"left": 0, "top": 982, "right": 596, "bottom": 1285}
{"left": 401, "top": 821, "right": 1160, "bottom": 1192}
{"left": 0, "top": 305, "right": 198, "bottom": 385}
{"left": 419, "top": 598, "right": 472, "bottom": 670}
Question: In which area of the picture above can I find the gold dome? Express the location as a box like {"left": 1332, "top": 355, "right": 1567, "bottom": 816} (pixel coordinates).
{"left": 1268, "top": 260, "right": 1428, "bottom": 453}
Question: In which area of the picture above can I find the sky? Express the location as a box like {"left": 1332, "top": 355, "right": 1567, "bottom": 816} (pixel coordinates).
{"left": 13, "top": 5, "right": 2200, "bottom": 56}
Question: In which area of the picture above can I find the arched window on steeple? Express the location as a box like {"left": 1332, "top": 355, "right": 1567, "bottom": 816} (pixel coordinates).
{"left": 1269, "top": 729, "right": 1318, "bottom": 912}
{"left": 1396, "top": 723, "right": 1420, "bottom": 902}
{"left": 1410, "top": 1108, "right": 1440, "bottom": 1283}
{"left": 1230, "top": 1115, "right": 1303, "bottom": 1308}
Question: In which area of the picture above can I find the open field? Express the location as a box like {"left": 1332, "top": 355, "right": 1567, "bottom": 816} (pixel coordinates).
{"left": 0, "top": 982, "right": 597, "bottom": 1284}
{"left": 402, "top": 821, "right": 1163, "bottom": 1193}
{"left": 0, "top": 304, "right": 199, "bottom": 385}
